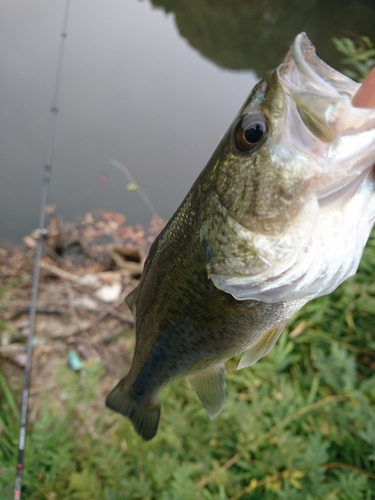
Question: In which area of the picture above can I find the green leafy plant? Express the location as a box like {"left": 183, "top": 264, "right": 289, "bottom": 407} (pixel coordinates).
{"left": 1, "top": 226, "right": 375, "bottom": 499}
{"left": 110, "top": 159, "right": 157, "bottom": 216}
{"left": 333, "top": 36, "right": 375, "bottom": 82}
{"left": 0, "top": 279, "right": 20, "bottom": 333}
{"left": 0, "top": 373, "right": 20, "bottom": 499}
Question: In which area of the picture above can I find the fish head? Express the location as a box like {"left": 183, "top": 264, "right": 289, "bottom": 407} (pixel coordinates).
{"left": 200, "top": 33, "right": 375, "bottom": 303}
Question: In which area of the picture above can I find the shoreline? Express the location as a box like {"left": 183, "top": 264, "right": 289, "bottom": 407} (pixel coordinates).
{"left": 0, "top": 210, "right": 165, "bottom": 416}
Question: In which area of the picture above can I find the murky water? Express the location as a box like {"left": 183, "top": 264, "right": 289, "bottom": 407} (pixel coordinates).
{"left": 1, "top": 0, "right": 375, "bottom": 246}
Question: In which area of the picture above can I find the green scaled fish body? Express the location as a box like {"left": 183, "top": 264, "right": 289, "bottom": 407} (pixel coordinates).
{"left": 106, "top": 33, "right": 375, "bottom": 440}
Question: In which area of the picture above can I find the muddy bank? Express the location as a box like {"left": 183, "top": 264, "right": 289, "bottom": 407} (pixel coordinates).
{"left": 0, "top": 211, "right": 165, "bottom": 418}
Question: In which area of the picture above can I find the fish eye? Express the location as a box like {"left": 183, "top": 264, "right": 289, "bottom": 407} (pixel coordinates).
{"left": 234, "top": 113, "right": 268, "bottom": 152}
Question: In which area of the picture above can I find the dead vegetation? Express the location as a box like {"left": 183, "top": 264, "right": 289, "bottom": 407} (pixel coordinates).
{"left": 0, "top": 211, "right": 165, "bottom": 421}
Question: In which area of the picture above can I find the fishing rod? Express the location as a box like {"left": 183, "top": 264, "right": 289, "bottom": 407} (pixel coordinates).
{"left": 13, "top": 1, "right": 70, "bottom": 498}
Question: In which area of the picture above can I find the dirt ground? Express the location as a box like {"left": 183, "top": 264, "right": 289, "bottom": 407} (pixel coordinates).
{"left": 0, "top": 211, "right": 165, "bottom": 420}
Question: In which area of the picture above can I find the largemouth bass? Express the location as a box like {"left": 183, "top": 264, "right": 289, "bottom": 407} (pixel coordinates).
{"left": 106, "top": 33, "right": 375, "bottom": 440}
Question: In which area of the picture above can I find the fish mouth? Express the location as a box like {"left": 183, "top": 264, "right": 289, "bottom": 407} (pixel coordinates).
{"left": 278, "top": 32, "right": 375, "bottom": 203}
{"left": 278, "top": 33, "right": 375, "bottom": 138}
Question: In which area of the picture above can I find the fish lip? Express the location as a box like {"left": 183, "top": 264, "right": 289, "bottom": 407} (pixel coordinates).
{"left": 278, "top": 33, "right": 375, "bottom": 202}
{"left": 278, "top": 32, "right": 359, "bottom": 104}
{"left": 316, "top": 167, "right": 371, "bottom": 208}
{"left": 278, "top": 33, "right": 375, "bottom": 134}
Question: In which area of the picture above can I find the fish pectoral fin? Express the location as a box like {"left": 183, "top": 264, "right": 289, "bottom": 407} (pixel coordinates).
{"left": 186, "top": 363, "right": 226, "bottom": 420}
{"left": 237, "top": 321, "right": 287, "bottom": 370}
{"left": 106, "top": 380, "right": 160, "bottom": 441}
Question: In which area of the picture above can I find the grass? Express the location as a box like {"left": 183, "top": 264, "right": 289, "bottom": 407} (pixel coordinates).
{"left": 1, "top": 35, "right": 375, "bottom": 499}
{"left": 1, "top": 227, "right": 375, "bottom": 498}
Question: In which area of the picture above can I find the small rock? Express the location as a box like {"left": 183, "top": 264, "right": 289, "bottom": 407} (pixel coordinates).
{"left": 95, "top": 272, "right": 122, "bottom": 302}
{"left": 0, "top": 331, "right": 10, "bottom": 346}
{"left": 73, "top": 295, "right": 98, "bottom": 310}
{"left": 13, "top": 352, "right": 28, "bottom": 368}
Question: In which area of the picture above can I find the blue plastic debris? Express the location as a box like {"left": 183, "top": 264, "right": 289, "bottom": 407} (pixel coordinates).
{"left": 68, "top": 350, "right": 84, "bottom": 371}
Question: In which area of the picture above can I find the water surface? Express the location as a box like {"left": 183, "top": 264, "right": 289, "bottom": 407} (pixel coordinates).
{"left": 1, "top": 0, "right": 375, "bottom": 246}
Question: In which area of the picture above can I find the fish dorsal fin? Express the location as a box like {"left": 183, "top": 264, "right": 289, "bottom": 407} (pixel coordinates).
{"left": 186, "top": 363, "right": 226, "bottom": 419}
{"left": 237, "top": 321, "right": 287, "bottom": 370}
{"left": 125, "top": 287, "right": 138, "bottom": 313}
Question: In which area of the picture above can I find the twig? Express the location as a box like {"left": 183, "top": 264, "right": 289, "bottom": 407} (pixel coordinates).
{"left": 99, "top": 327, "right": 131, "bottom": 344}
{"left": 64, "top": 282, "right": 77, "bottom": 319}
{"left": 40, "top": 260, "right": 98, "bottom": 287}
{"left": 11, "top": 308, "right": 64, "bottom": 319}
{"left": 110, "top": 158, "right": 157, "bottom": 215}
{"left": 78, "top": 331, "right": 106, "bottom": 363}
{"left": 305, "top": 331, "right": 375, "bottom": 356}
{"left": 228, "top": 461, "right": 375, "bottom": 500}
{"left": 103, "top": 310, "right": 134, "bottom": 324}
{"left": 322, "top": 461, "right": 375, "bottom": 479}
{"left": 0, "top": 344, "right": 26, "bottom": 356}
{"left": 87, "top": 288, "right": 131, "bottom": 332}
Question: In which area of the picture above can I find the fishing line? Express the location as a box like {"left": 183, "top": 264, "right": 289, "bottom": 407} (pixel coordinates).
{"left": 13, "top": 1, "right": 70, "bottom": 498}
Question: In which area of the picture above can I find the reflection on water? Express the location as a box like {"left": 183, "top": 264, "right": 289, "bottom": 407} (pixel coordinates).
{"left": 151, "top": 0, "right": 375, "bottom": 74}
{"left": 1, "top": 0, "right": 375, "bottom": 246}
